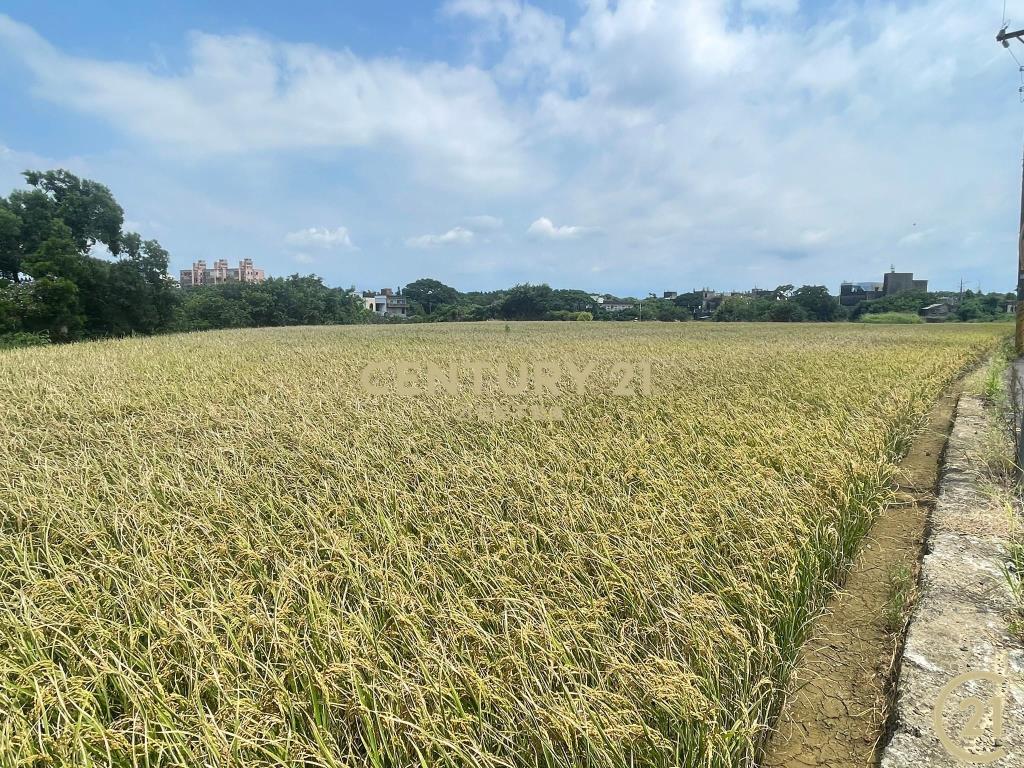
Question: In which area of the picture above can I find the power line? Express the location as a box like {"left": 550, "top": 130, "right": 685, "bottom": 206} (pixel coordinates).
{"left": 1005, "top": 44, "right": 1024, "bottom": 101}
{"left": 995, "top": 6, "right": 1024, "bottom": 354}
{"left": 998, "top": 3, "right": 1024, "bottom": 100}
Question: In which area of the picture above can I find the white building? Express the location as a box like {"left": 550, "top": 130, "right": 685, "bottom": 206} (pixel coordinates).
{"left": 362, "top": 288, "right": 408, "bottom": 317}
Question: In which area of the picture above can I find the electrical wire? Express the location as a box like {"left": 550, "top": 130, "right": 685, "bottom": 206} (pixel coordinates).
{"left": 1005, "top": 38, "right": 1024, "bottom": 101}
{"left": 1009, "top": 43, "right": 1022, "bottom": 67}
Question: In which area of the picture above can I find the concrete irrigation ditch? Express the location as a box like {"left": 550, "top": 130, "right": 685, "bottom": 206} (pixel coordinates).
{"left": 881, "top": 395, "right": 1024, "bottom": 766}
{"left": 764, "top": 382, "right": 1024, "bottom": 767}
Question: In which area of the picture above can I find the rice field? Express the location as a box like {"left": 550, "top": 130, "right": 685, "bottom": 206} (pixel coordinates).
{"left": 0, "top": 322, "right": 1008, "bottom": 767}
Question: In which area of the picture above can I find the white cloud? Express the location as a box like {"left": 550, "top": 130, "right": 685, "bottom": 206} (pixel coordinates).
{"left": 464, "top": 214, "right": 503, "bottom": 230}
{"left": 0, "top": 141, "right": 56, "bottom": 191}
{"left": 405, "top": 226, "right": 476, "bottom": 248}
{"left": 800, "top": 229, "right": 831, "bottom": 246}
{"left": 742, "top": 0, "right": 800, "bottom": 14}
{"left": 0, "top": 2, "right": 1019, "bottom": 293}
{"left": 0, "top": 14, "right": 531, "bottom": 188}
{"left": 444, "top": 0, "right": 570, "bottom": 87}
{"left": 285, "top": 226, "right": 355, "bottom": 250}
{"left": 527, "top": 217, "right": 596, "bottom": 240}
{"left": 899, "top": 228, "right": 934, "bottom": 247}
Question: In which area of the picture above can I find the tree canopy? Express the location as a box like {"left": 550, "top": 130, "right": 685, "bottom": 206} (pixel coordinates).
{"left": 0, "top": 170, "right": 369, "bottom": 345}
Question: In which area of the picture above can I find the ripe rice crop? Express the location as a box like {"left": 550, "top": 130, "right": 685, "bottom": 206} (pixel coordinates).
{"left": 0, "top": 322, "right": 1007, "bottom": 767}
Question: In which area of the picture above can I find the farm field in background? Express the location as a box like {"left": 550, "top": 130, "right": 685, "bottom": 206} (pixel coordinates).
{"left": 0, "top": 322, "right": 1009, "bottom": 767}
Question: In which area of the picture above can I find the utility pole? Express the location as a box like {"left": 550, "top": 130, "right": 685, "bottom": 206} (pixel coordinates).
{"left": 998, "top": 24, "right": 1024, "bottom": 353}
{"left": 999, "top": 26, "right": 1024, "bottom": 48}
{"left": 1017, "top": 147, "right": 1024, "bottom": 355}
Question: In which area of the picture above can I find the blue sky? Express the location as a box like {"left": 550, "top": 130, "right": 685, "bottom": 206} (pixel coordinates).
{"left": 0, "top": 0, "right": 1022, "bottom": 295}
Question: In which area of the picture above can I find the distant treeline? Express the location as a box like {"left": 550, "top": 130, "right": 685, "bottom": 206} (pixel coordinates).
{"left": 398, "top": 280, "right": 663, "bottom": 322}
{"left": 1, "top": 170, "right": 1012, "bottom": 350}
{"left": 399, "top": 281, "right": 836, "bottom": 322}
{"left": 848, "top": 289, "right": 1014, "bottom": 323}
{"left": 0, "top": 170, "right": 365, "bottom": 348}
{"left": 400, "top": 280, "right": 1014, "bottom": 324}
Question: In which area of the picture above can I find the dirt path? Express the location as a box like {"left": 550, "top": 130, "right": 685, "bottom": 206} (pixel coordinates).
{"left": 761, "top": 387, "right": 959, "bottom": 768}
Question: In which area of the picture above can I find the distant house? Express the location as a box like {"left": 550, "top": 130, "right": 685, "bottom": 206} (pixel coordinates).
{"left": 700, "top": 290, "right": 740, "bottom": 316}
{"left": 603, "top": 299, "right": 635, "bottom": 312}
{"left": 839, "top": 281, "right": 884, "bottom": 307}
{"left": 1005, "top": 299, "right": 1018, "bottom": 315}
{"left": 920, "top": 303, "right": 951, "bottom": 322}
{"left": 663, "top": 291, "right": 678, "bottom": 300}
{"left": 884, "top": 271, "right": 928, "bottom": 296}
{"left": 839, "top": 269, "right": 928, "bottom": 308}
{"left": 362, "top": 288, "right": 408, "bottom": 317}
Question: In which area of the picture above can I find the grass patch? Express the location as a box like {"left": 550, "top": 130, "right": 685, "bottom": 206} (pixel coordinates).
{"left": 883, "top": 563, "right": 916, "bottom": 634}
{"left": 860, "top": 312, "right": 924, "bottom": 325}
{"left": 964, "top": 343, "right": 1024, "bottom": 641}
{"left": 1006, "top": 537, "right": 1024, "bottom": 640}
{"left": 0, "top": 331, "right": 50, "bottom": 350}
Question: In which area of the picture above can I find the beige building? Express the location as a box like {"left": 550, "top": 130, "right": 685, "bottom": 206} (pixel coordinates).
{"left": 362, "top": 288, "right": 408, "bottom": 317}
{"left": 180, "top": 259, "right": 266, "bottom": 288}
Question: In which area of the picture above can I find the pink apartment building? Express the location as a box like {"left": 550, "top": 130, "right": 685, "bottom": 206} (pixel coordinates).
{"left": 179, "top": 259, "right": 266, "bottom": 287}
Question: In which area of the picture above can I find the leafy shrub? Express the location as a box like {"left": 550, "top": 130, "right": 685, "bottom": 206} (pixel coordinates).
{"left": 0, "top": 331, "right": 51, "bottom": 350}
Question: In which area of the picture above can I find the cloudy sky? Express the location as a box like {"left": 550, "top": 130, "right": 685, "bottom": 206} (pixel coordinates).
{"left": 0, "top": 0, "right": 1022, "bottom": 295}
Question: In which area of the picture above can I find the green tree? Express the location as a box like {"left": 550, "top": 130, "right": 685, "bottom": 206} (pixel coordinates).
{"left": 21, "top": 221, "right": 84, "bottom": 282}
{"left": 498, "top": 283, "right": 553, "bottom": 320}
{"left": 104, "top": 236, "right": 178, "bottom": 335}
{"left": 18, "top": 222, "right": 89, "bottom": 340}
{"left": 22, "top": 170, "right": 124, "bottom": 255}
{"left": 768, "top": 302, "right": 808, "bottom": 322}
{"left": 956, "top": 293, "right": 1003, "bottom": 322}
{"left": 173, "top": 276, "right": 367, "bottom": 332}
{"left": 175, "top": 292, "right": 252, "bottom": 331}
{"left": 404, "top": 278, "right": 461, "bottom": 314}
{"left": 0, "top": 170, "right": 185, "bottom": 340}
{"left": 791, "top": 285, "right": 841, "bottom": 321}
{"left": 549, "top": 289, "right": 596, "bottom": 313}
{"left": 862, "top": 290, "right": 936, "bottom": 315}
{"left": 652, "top": 302, "right": 691, "bottom": 321}
{"left": 0, "top": 207, "right": 21, "bottom": 281}
{"left": 23, "top": 277, "right": 84, "bottom": 341}
{"left": 713, "top": 297, "right": 773, "bottom": 322}
{"left": 0, "top": 281, "right": 25, "bottom": 333}
{"left": 1, "top": 189, "right": 58, "bottom": 279}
